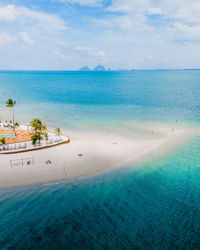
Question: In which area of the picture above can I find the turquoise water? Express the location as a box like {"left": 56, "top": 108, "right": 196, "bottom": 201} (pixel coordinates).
{"left": 0, "top": 70, "right": 200, "bottom": 249}
{"left": 1, "top": 70, "right": 200, "bottom": 126}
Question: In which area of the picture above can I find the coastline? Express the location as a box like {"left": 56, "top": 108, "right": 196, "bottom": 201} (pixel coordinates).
{"left": 0, "top": 122, "right": 199, "bottom": 189}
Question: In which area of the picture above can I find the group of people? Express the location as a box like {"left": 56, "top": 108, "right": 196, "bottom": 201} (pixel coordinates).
{"left": 151, "top": 120, "right": 178, "bottom": 135}
{"left": 45, "top": 160, "right": 52, "bottom": 165}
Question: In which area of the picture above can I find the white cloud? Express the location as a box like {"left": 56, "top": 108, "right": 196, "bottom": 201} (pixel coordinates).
{"left": 19, "top": 32, "right": 34, "bottom": 46}
{"left": 0, "top": 4, "right": 17, "bottom": 22}
{"left": 1, "top": 1, "right": 200, "bottom": 69}
{"left": 53, "top": 42, "right": 105, "bottom": 62}
{"left": 55, "top": 0, "right": 102, "bottom": 7}
{"left": 95, "top": 0, "right": 200, "bottom": 43}
{"left": 0, "top": 4, "right": 69, "bottom": 69}
{"left": 174, "top": 23, "right": 200, "bottom": 41}
{"left": 75, "top": 46, "right": 105, "bottom": 57}
{"left": 0, "top": 32, "right": 16, "bottom": 47}
{"left": 0, "top": 4, "right": 68, "bottom": 50}
{"left": 0, "top": 31, "right": 34, "bottom": 48}
{"left": 0, "top": 4, "right": 67, "bottom": 33}
{"left": 54, "top": 48, "right": 68, "bottom": 60}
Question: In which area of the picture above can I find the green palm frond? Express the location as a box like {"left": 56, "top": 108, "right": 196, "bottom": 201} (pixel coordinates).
{"left": 6, "top": 99, "right": 16, "bottom": 108}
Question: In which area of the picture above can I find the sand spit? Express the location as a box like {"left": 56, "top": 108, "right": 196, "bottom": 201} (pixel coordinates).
{"left": 0, "top": 123, "right": 199, "bottom": 189}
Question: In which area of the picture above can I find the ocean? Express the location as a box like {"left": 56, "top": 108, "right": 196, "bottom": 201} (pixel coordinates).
{"left": 0, "top": 70, "right": 200, "bottom": 249}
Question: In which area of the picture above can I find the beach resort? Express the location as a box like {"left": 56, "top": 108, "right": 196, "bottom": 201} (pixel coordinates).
{"left": 0, "top": 123, "right": 70, "bottom": 154}
{"left": 0, "top": 106, "right": 199, "bottom": 189}
{"left": 0, "top": 99, "right": 70, "bottom": 155}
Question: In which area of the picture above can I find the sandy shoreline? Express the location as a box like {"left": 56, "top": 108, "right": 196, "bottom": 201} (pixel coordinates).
{"left": 0, "top": 123, "right": 199, "bottom": 189}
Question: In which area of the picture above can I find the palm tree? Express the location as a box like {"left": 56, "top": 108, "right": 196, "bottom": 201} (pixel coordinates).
{"left": 31, "top": 134, "right": 38, "bottom": 145}
{"left": 0, "top": 137, "right": 5, "bottom": 145}
{"left": 30, "top": 118, "right": 42, "bottom": 132}
{"left": 14, "top": 122, "right": 19, "bottom": 127}
{"left": 6, "top": 99, "right": 16, "bottom": 127}
{"left": 41, "top": 125, "right": 47, "bottom": 133}
{"left": 55, "top": 128, "right": 61, "bottom": 136}
{"left": 37, "top": 132, "right": 43, "bottom": 145}
{"left": 30, "top": 118, "right": 47, "bottom": 145}
{"left": 44, "top": 132, "right": 48, "bottom": 141}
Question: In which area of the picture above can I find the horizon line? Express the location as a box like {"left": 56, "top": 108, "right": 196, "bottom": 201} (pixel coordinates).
{"left": 0, "top": 68, "right": 200, "bottom": 72}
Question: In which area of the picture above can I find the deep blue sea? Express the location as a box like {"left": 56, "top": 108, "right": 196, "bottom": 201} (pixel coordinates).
{"left": 1, "top": 70, "right": 200, "bottom": 249}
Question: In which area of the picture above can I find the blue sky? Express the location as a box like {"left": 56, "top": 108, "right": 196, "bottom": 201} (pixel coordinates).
{"left": 1, "top": 0, "right": 200, "bottom": 70}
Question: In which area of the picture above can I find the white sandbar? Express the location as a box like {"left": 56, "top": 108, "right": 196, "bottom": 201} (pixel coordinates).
{"left": 0, "top": 123, "right": 198, "bottom": 189}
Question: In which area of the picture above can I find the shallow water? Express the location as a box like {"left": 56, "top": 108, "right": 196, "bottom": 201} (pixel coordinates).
{"left": 1, "top": 70, "right": 200, "bottom": 126}
{"left": 0, "top": 70, "right": 200, "bottom": 249}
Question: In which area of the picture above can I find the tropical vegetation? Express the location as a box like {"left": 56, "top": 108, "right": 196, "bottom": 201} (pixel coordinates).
{"left": 6, "top": 99, "right": 16, "bottom": 125}
{"left": 30, "top": 118, "right": 47, "bottom": 145}
{"left": 0, "top": 138, "right": 5, "bottom": 145}
{"left": 54, "top": 128, "right": 61, "bottom": 136}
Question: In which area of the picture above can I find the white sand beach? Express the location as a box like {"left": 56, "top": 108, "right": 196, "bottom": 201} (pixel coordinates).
{"left": 0, "top": 123, "right": 199, "bottom": 189}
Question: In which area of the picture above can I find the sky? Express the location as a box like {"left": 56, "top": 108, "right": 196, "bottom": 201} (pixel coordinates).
{"left": 0, "top": 0, "right": 200, "bottom": 70}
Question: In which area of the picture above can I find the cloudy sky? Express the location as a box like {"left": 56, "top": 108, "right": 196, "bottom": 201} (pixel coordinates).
{"left": 0, "top": 0, "right": 200, "bottom": 70}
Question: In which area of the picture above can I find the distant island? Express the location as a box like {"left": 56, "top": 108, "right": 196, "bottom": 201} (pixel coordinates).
{"left": 78, "top": 67, "right": 200, "bottom": 72}
{"left": 79, "top": 66, "right": 91, "bottom": 71}
{"left": 79, "top": 65, "right": 106, "bottom": 71}
{"left": 79, "top": 66, "right": 136, "bottom": 71}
